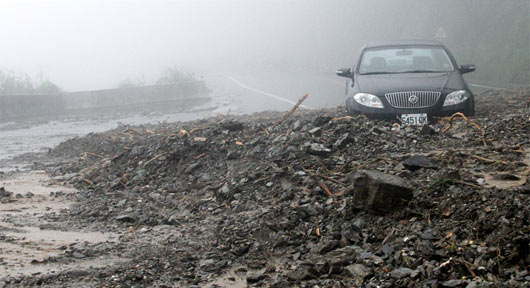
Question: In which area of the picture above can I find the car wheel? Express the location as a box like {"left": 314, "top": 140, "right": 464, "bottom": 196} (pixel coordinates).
{"left": 464, "top": 98, "right": 475, "bottom": 116}
{"left": 346, "top": 99, "right": 356, "bottom": 116}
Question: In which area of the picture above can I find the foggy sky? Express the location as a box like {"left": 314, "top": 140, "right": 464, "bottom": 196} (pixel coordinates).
{"left": 1, "top": 0, "right": 528, "bottom": 91}
{"left": 1, "top": 0, "right": 333, "bottom": 90}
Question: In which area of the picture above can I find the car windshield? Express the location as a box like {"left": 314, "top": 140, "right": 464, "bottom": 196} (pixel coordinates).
{"left": 358, "top": 46, "right": 454, "bottom": 75}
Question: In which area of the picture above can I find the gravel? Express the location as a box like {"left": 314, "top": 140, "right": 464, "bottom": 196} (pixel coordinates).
{"left": 3, "top": 88, "right": 529, "bottom": 287}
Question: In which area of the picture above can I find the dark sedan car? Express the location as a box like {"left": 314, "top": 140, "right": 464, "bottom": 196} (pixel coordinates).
{"left": 336, "top": 40, "right": 475, "bottom": 125}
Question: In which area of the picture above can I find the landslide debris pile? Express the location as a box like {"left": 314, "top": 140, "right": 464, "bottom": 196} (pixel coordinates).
{"left": 9, "top": 89, "right": 530, "bottom": 287}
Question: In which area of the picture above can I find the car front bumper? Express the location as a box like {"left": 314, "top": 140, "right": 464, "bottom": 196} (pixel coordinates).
{"left": 347, "top": 97, "right": 473, "bottom": 119}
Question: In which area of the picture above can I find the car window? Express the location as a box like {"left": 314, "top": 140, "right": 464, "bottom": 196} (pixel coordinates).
{"left": 359, "top": 46, "right": 454, "bottom": 74}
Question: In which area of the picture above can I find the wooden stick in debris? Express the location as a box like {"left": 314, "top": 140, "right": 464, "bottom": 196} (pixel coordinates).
{"left": 471, "top": 155, "right": 508, "bottom": 165}
{"left": 314, "top": 219, "right": 321, "bottom": 236}
{"left": 318, "top": 174, "right": 346, "bottom": 186}
{"left": 82, "top": 178, "right": 94, "bottom": 185}
{"left": 316, "top": 178, "right": 335, "bottom": 198}
{"left": 274, "top": 93, "right": 309, "bottom": 127}
{"left": 84, "top": 152, "right": 105, "bottom": 159}
{"left": 442, "top": 112, "right": 488, "bottom": 147}
{"left": 331, "top": 116, "right": 353, "bottom": 122}
{"left": 442, "top": 112, "right": 482, "bottom": 134}
{"left": 143, "top": 152, "right": 168, "bottom": 168}
{"left": 195, "top": 153, "right": 207, "bottom": 159}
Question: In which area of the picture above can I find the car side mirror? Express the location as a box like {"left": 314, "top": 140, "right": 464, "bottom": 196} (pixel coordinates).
{"left": 460, "top": 64, "right": 475, "bottom": 74}
{"left": 336, "top": 68, "right": 352, "bottom": 78}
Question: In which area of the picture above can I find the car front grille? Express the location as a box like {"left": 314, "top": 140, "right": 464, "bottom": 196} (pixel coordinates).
{"left": 384, "top": 91, "right": 441, "bottom": 109}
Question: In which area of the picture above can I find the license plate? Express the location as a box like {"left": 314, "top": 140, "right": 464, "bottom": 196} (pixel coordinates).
{"left": 401, "top": 113, "right": 428, "bottom": 126}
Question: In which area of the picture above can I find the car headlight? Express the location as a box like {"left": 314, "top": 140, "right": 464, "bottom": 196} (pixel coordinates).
{"left": 353, "top": 93, "right": 384, "bottom": 108}
{"left": 443, "top": 90, "right": 470, "bottom": 106}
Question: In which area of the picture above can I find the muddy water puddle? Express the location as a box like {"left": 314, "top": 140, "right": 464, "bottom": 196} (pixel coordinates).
{"left": 479, "top": 148, "right": 530, "bottom": 189}
{"left": 0, "top": 171, "right": 120, "bottom": 279}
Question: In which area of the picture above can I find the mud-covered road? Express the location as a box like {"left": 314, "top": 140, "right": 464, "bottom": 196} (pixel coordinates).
{"left": 1, "top": 72, "right": 528, "bottom": 287}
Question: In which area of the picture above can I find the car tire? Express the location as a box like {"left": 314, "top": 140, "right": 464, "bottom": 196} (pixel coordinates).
{"left": 346, "top": 98, "right": 356, "bottom": 116}
{"left": 464, "top": 97, "right": 475, "bottom": 117}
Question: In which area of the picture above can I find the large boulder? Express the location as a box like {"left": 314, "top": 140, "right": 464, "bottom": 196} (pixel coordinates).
{"left": 352, "top": 170, "right": 413, "bottom": 214}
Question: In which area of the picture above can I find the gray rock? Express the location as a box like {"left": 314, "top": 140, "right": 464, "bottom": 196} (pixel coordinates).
{"left": 421, "top": 230, "right": 438, "bottom": 240}
{"left": 292, "top": 120, "right": 301, "bottom": 130}
{"left": 72, "top": 252, "right": 86, "bottom": 259}
{"left": 220, "top": 120, "right": 244, "bottom": 131}
{"left": 352, "top": 170, "right": 413, "bottom": 214}
{"left": 309, "top": 127, "right": 322, "bottom": 136}
{"left": 441, "top": 279, "right": 466, "bottom": 287}
{"left": 344, "top": 264, "right": 372, "bottom": 284}
{"left": 250, "top": 145, "right": 262, "bottom": 155}
{"left": 390, "top": 267, "right": 414, "bottom": 279}
{"left": 199, "top": 258, "right": 217, "bottom": 272}
{"left": 312, "top": 238, "right": 340, "bottom": 255}
{"left": 420, "top": 125, "right": 437, "bottom": 136}
{"left": 307, "top": 143, "right": 331, "bottom": 156}
{"left": 380, "top": 244, "right": 395, "bottom": 259}
{"left": 313, "top": 115, "right": 332, "bottom": 126}
{"left": 115, "top": 215, "right": 136, "bottom": 223}
{"left": 246, "top": 272, "right": 268, "bottom": 283}
{"left": 287, "top": 265, "right": 316, "bottom": 281}
{"left": 333, "top": 133, "right": 354, "bottom": 149}
{"left": 0, "top": 187, "right": 12, "bottom": 198}
{"left": 216, "top": 184, "right": 233, "bottom": 201}
{"left": 130, "top": 145, "right": 145, "bottom": 156}
{"left": 184, "top": 162, "right": 201, "bottom": 174}
{"left": 403, "top": 155, "right": 437, "bottom": 171}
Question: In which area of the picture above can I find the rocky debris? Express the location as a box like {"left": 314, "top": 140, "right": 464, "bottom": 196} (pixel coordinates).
{"left": 5, "top": 89, "right": 530, "bottom": 287}
{"left": 352, "top": 170, "right": 413, "bottom": 214}
{"left": 0, "top": 187, "right": 12, "bottom": 198}
{"left": 420, "top": 125, "right": 437, "bottom": 136}
{"left": 402, "top": 155, "right": 437, "bottom": 171}
{"left": 343, "top": 263, "right": 372, "bottom": 285}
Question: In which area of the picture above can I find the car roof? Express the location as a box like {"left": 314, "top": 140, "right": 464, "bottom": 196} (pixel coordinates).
{"left": 364, "top": 40, "right": 443, "bottom": 49}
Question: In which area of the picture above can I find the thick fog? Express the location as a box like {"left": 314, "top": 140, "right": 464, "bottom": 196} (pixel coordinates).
{"left": 0, "top": 0, "right": 528, "bottom": 91}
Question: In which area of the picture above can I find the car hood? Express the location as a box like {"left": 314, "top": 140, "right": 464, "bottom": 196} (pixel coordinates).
{"left": 357, "top": 72, "right": 463, "bottom": 95}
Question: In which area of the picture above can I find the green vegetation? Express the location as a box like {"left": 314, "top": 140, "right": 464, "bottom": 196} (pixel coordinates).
{"left": 116, "top": 68, "right": 196, "bottom": 89}
{"left": 116, "top": 76, "right": 146, "bottom": 89}
{"left": 0, "top": 70, "right": 62, "bottom": 95}
{"left": 156, "top": 68, "right": 196, "bottom": 85}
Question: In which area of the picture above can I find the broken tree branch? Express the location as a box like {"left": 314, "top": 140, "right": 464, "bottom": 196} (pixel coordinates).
{"left": 442, "top": 112, "right": 482, "bottom": 134}
{"left": 471, "top": 155, "right": 508, "bottom": 165}
{"left": 273, "top": 93, "right": 309, "bottom": 128}
{"left": 331, "top": 116, "right": 353, "bottom": 122}
{"left": 316, "top": 178, "right": 335, "bottom": 198}
{"left": 442, "top": 112, "right": 487, "bottom": 147}
{"left": 143, "top": 152, "right": 168, "bottom": 168}
{"left": 83, "top": 152, "right": 105, "bottom": 161}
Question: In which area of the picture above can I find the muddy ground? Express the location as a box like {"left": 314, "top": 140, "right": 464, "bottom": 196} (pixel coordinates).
{"left": 1, "top": 88, "right": 529, "bottom": 287}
